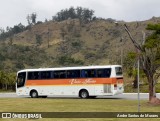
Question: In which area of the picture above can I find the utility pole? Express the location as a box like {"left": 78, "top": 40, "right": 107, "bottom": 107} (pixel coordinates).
{"left": 47, "top": 28, "right": 50, "bottom": 48}
{"left": 124, "top": 24, "right": 141, "bottom": 112}
{"left": 120, "top": 37, "right": 124, "bottom": 66}
{"left": 137, "top": 55, "right": 140, "bottom": 112}
{"left": 121, "top": 44, "right": 123, "bottom": 66}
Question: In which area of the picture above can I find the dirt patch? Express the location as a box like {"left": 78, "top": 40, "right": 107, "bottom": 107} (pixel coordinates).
{"left": 149, "top": 97, "right": 160, "bottom": 105}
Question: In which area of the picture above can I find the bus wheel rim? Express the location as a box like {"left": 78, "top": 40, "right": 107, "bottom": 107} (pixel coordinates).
{"left": 32, "top": 92, "right": 37, "bottom": 97}
{"left": 82, "top": 92, "right": 87, "bottom": 98}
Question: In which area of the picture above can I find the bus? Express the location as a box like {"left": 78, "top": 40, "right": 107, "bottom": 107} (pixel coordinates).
{"left": 16, "top": 65, "right": 124, "bottom": 98}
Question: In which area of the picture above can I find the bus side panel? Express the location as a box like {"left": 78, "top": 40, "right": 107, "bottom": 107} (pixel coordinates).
{"left": 23, "top": 85, "right": 95, "bottom": 97}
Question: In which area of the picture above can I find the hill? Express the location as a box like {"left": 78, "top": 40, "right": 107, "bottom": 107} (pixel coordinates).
{"left": 0, "top": 17, "right": 160, "bottom": 72}
{"left": 0, "top": 16, "right": 160, "bottom": 92}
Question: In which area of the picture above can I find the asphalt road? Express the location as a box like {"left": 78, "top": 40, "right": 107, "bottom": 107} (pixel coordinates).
{"left": 0, "top": 93, "right": 160, "bottom": 100}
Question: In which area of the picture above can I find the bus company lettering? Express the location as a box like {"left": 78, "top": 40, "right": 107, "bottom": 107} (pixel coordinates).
{"left": 70, "top": 79, "right": 96, "bottom": 84}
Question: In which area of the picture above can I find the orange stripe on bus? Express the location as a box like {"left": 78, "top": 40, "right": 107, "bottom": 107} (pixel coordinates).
{"left": 25, "top": 78, "right": 123, "bottom": 86}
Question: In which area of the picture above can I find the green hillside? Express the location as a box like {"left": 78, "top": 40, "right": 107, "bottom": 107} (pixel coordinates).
{"left": 1, "top": 17, "right": 160, "bottom": 71}
{"left": 0, "top": 14, "right": 160, "bottom": 91}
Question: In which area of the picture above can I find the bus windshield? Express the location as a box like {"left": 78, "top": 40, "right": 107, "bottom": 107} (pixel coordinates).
{"left": 17, "top": 72, "right": 26, "bottom": 88}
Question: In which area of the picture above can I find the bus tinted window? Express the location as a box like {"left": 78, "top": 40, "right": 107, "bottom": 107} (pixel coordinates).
{"left": 67, "top": 70, "right": 80, "bottom": 78}
{"left": 41, "top": 71, "right": 51, "bottom": 79}
{"left": 28, "top": 72, "right": 40, "bottom": 80}
{"left": 81, "top": 69, "right": 96, "bottom": 78}
{"left": 115, "top": 67, "right": 122, "bottom": 76}
{"left": 17, "top": 72, "right": 26, "bottom": 88}
{"left": 97, "top": 68, "right": 111, "bottom": 77}
{"left": 53, "top": 71, "right": 66, "bottom": 79}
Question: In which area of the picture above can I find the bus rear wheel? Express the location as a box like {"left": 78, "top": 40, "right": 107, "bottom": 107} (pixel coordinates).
{"left": 41, "top": 96, "right": 47, "bottom": 98}
{"left": 79, "top": 90, "right": 89, "bottom": 99}
{"left": 89, "top": 96, "right": 96, "bottom": 98}
{"left": 30, "top": 90, "right": 38, "bottom": 98}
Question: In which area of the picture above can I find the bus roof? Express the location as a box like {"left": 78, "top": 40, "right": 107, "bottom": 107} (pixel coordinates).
{"left": 17, "top": 65, "right": 122, "bottom": 73}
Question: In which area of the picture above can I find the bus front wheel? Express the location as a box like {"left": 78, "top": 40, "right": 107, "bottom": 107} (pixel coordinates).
{"left": 79, "top": 90, "right": 89, "bottom": 99}
{"left": 30, "top": 90, "right": 38, "bottom": 98}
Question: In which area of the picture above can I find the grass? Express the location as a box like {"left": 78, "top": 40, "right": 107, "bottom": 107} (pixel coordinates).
{"left": 124, "top": 83, "right": 160, "bottom": 93}
{"left": 0, "top": 98, "right": 160, "bottom": 121}
{"left": 0, "top": 90, "right": 15, "bottom": 93}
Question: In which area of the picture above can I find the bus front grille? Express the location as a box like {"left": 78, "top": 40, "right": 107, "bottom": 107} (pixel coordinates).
{"left": 103, "top": 84, "right": 111, "bottom": 93}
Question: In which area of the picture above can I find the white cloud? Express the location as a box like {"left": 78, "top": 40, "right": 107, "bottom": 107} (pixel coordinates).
{"left": 0, "top": 0, "right": 159, "bottom": 29}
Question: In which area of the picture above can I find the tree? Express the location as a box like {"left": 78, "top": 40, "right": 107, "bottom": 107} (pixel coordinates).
{"left": 35, "top": 34, "right": 42, "bottom": 46}
{"left": 0, "top": 28, "right": 5, "bottom": 40}
{"left": 82, "top": 8, "right": 94, "bottom": 23}
{"left": 0, "top": 71, "right": 16, "bottom": 90}
{"left": 124, "top": 52, "right": 138, "bottom": 88}
{"left": 0, "top": 71, "right": 4, "bottom": 89}
{"left": 26, "top": 14, "right": 31, "bottom": 25}
{"left": 76, "top": 7, "right": 83, "bottom": 25}
{"left": 12, "top": 23, "right": 25, "bottom": 34}
{"left": 124, "top": 52, "right": 146, "bottom": 88}
{"left": 124, "top": 24, "right": 160, "bottom": 102}
{"left": 0, "top": 23, "right": 25, "bottom": 40}
{"left": 68, "top": 7, "right": 76, "bottom": 19}
{"left": 0, "top": 71, "right": 9, "bottom": 90}
{"left": 52, "top": 7, "right": 94, "bottom": 23}
{"left": 31, "top": 13, "right": 37, "bottom": 24}
{"left": 8, "top": 73, "right": 16, "bottom": 90}
{"left": 26, "top": 13, "right": 37, "bottom": 25}
{"left": 76, "top": 7, "right": 83, "bottom": 19}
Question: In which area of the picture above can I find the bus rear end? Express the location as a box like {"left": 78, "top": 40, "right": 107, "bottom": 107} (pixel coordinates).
{"left": 94, "top": 65, "right": 124, "bottom": 96}
{"left": 111, "top": 66, "right": 124, "bottom": 95}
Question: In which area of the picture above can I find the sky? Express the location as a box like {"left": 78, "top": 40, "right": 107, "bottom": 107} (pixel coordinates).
{"left": 0, "top": 0, "right": 159, "bottom": 29}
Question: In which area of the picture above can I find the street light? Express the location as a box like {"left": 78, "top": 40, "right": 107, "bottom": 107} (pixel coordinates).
{"left": 137, "top": 54, "right": 140, "bottom": 112}
{"left": 124, "top": 24, "right": 141, "bottom": 112}
{"left": 120, "top": 37, "right": 124, "bottom": 66}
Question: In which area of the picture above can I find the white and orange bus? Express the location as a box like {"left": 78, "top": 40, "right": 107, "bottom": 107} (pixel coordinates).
{"left": 16, "top": 65, "right": 124, "bottom": 98}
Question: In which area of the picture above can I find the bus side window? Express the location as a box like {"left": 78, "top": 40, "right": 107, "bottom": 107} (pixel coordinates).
{"left": 28, "top": 72, "right": 40, "bottom": 80}
{"left": 53, "top": 71, "right": 59, "bottom": 78}
{"left": 97, "top": 70, "right": 102, "bottom": 77}
{"left": 97, "top": 69, "right": 111, "bottom": 78}
{"left": 74, "top": 70, "right": 80, "bottom": 78}
{"left": 33, "top": 72, "right": 40, "bottom": 79}
{"left": 81, "top": 70, "right": 86, "bottom": 77}
{"left": 67, "top": 70, "right": 72, "bottom": 78}
{"left": 41, "top": 71, "right": 51, "bottom": 79}
{"left": 90, "top": 69, "right": 96, "bottom": 77}
{"left": 105, "top": 69, "right": 111, "bottom": 77}
{"left": 81, "top": 69, "right": 96, "bottom": 78}
{"left": 51, "top": 71, "right": 54, "bottom": 78}
{"left": 59, "top": 71, "right": 66, "bottom": 78}
{"left": 28, "top": 72, "right": 33, "bottom": 80}
{"left": 53, "top": 71, "right": 66, "bottom": 79}
{"left": 67, "top": 70, "right": 80, "bottom": 78}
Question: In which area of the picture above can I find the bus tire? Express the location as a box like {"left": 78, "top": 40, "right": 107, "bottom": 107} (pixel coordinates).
{"left": 41, "top": 96, "right": 47, "bottom": 98}
{"left": 89, "top": 96, "right": 96, "bottom": 98}
{"left": 30, "top": 90, "right": 38, "bottom": 98}
{"left": 79, "top": 89, "right": 89, "bottom": 99}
